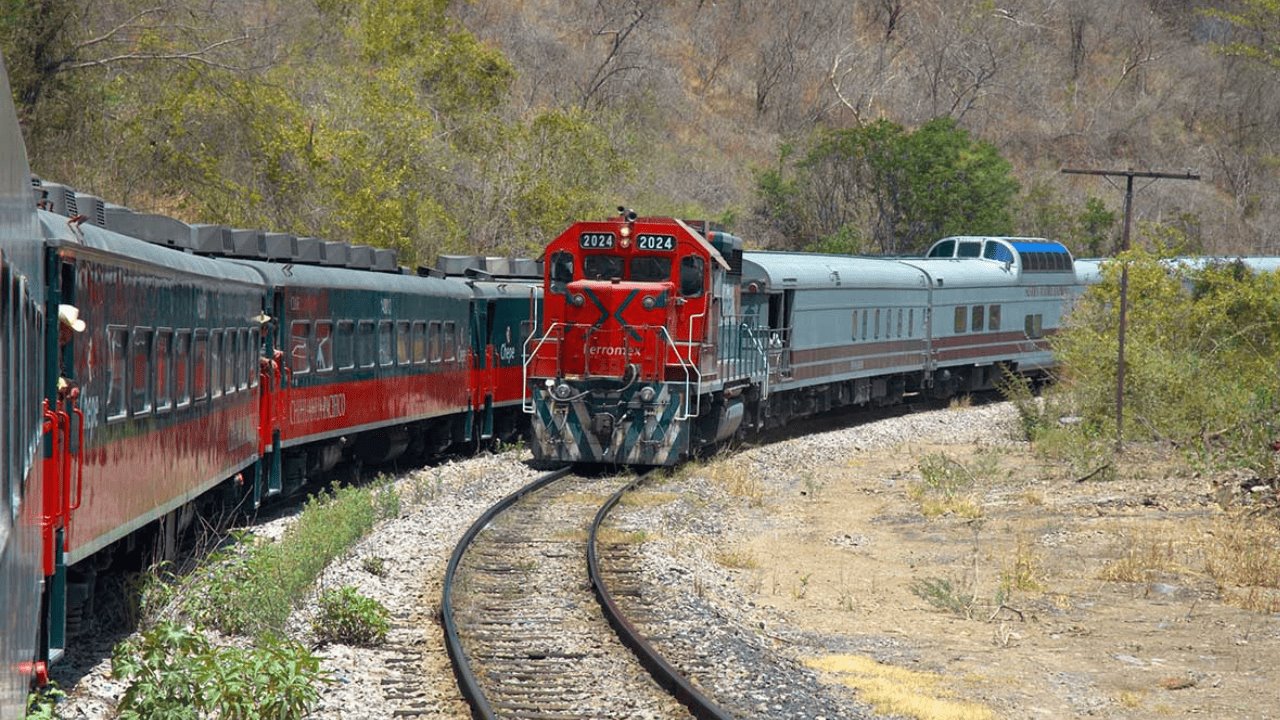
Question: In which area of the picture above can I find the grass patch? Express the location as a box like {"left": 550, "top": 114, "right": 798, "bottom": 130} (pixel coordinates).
{"left": 185, "top": 480, "right": 397, "bottom": 637}
{"left": 805, "top": 654, "right": 995, "bottom": 720}
{"left": 999, "top": 535, "right": 1045, "bottom": 595}
{"left": 1205, "top": 514, "right": 1280, "bottom": 612}
{"left": 908, "top": 453, "right": 989, "bottom": 519}
{"left": 1097, "top": 532, "right": 1192, "bottom": 584}
{"left": 595, "top": 527, "right": 649, "bottom": 544}
{"left": 692, "top": 458, "right": 766, "bottom": 507}
{"left": 714, "top": 549, "right": 759, "bottom": 569}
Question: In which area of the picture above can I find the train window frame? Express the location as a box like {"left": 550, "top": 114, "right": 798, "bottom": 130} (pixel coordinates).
{"left": 378, "top": 320, "right": 394, "bottom": 367}
{"left": 972, "top": 305, "right": 985, "bottom": 332}
{"left": 549, "top": 251, "right": 574, "bottom": 292}
{"left": 334, "top": 320, "right": 353, "bottom": 371}
{"left": 428, "top": 321, "right": 442, "bottom": 363}
{"left": 174, "top": 330, "right": 192, "bottom": 408}
{"left": 224, "top": 329, "right": 237, "bottom": 395}
{"left": 443, "top": 321, "right": 457, "bottom": 362}
{"left": 954, "top": 306, "right": 967, "bottom": 333}
{"left": 210, "top": 329, "right": 223, "bottom": 399}
{"left": 241, "top": 328, "right": 254, "bottom": 390}
{"left": 630, "top": 256, "right": 671, "bottom": 282}
{"left": 193, "top": 329, "right": 210, "bottom": 401}
{"left": 316, "top": 320, "right": 336, "bottom": 373}
{"left": 1024, "top": 313, "right": 1044, "bottom": 339}
{"left": 288, "top": 321, "right": 310, "bottom": 376}
{"left": 155, "top": 328, "right": 173, "bottom": 413}
{"left": 412, "top": 321, "right": 427, "bottom": 364}
{"left": 583, "top": 255, "right": 624, "bottom": 281}
{"left": 679, "top": 256, "right": 705, "bottom": 297}
{"left": 357, "top": 320, "right": 376, "bottom": 369}
{"left": 396, "top": 321, "right": 411, "bottom": 365}
{"left": 989, "top": 305, "right": 1001, "bottom": 331}
{"left": 106, "top": 325, "right": 129, "bottom": 421}
{"left": 249, "top": 326, "right": 259, "bottom": 386}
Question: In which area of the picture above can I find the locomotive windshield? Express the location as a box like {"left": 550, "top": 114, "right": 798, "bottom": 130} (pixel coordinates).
{"left": 631, "top": 256, "right": 671, "bottom": 282}
{"left": 583, "top": 255, "right": 623, "bottom": 280}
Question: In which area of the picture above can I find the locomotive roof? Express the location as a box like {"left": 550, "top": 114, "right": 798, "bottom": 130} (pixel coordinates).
{"left": 38, "top": 209, "right": 264, "bottom": 286}
{"left": 741, "top": 251, "right": 928, "bottom": 290}
{"left": 230, "top": 258, "right": 473, "bottom": 298}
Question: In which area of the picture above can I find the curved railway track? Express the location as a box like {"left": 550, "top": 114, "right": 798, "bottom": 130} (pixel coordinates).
{"left": 442, "top": 468, "right": 733, "bottom": 720}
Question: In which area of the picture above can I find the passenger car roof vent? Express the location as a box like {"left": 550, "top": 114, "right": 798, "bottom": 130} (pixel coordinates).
{"left": 262, "top": 232, "right": 296, "bottom": 261}
{"left": 103, "top": 207, "right": 194, "bottom": 250}
{"left": 372, "top": 248, "right": 398, "bottom": 272}
{"left": 189, "top": 224, "right": 234, "bottom": 255}
{"left": 37, "top": 183, "right": 76, "bottom": 216}
{"left": 74, "top": 194, "right": 107, "bottom": 227}
{"left": 346, "top": 245, "right": 374, "bottom": 269}
{"left": 320, "top": 241, "right": 349, "bottom": 266}
{"left": 295, "top": 237, "right": 322, "bottom": 263}
{"left": 438, "top": 255, "right": 483, "bottom": 275}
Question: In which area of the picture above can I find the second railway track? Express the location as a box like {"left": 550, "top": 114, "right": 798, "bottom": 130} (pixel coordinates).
{"left": 442, "top": 468, "right": 727, "bottom": 720}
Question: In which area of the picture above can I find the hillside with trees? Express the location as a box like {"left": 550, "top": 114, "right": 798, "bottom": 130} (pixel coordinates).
{"left": 4, "top": 0, "right": 1279, "bottom": 264}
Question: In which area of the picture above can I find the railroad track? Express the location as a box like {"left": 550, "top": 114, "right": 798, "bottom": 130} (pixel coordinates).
{"left": 442, "top": 468, "right": 733, "bottom": 720}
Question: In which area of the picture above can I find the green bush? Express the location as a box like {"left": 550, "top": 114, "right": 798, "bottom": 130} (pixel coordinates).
{"left": 112, "top": 622, "right": 325, "bottom": 720}
{"left": 1053, "top": 246, "right": 1280, "bottom": 474}
{"left": 187, "top": 481, "right": 393, "bottom": 637}
{"left": 313, "top": 586, "right": 390, "bottom": 647}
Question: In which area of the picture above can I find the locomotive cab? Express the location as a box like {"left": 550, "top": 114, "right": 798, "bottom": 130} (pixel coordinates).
{"left": 525, "top": 214, "right": 749, "bottom": 465}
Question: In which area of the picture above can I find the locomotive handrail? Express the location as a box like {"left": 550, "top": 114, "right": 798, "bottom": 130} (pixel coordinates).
{"left": 658, "top": 325, "right": 699, "bottom": 420}
{"left": 522, "top": 321, "right": 566, "bottom": 413}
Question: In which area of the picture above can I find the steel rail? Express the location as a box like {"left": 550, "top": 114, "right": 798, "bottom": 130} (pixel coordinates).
{"left": 587, "top": 470, "right": 736, "bottom": 720}
{"left": 440, "top": 465, "right": 572, "bottom": 720}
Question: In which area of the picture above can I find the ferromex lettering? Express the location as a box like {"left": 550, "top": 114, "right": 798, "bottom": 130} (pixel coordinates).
{"left": 291, "top": 393, "right": 348, "bottom": 424}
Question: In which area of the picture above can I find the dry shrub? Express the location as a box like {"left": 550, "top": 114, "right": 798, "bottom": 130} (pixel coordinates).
{"left": 1205, "top": 514, "right": 1280, "bottom": 612}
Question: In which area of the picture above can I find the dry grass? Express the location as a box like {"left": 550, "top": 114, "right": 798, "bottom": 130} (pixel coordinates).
{"left": 805, "top": 654, "right": 995, "bottom": 720}
{"left": 1097, "top": 534, "right": 1192, "bottom": 583}
{"left": 697, "top": 458, "right": 766, "bottom": 508}
{"left": 1204, "top": 514, "right": 1280, "bottom": 612}
{"left": 999, "top": 535, "right": 1045, "bottom": 595}
{"left": 714, "top": 549, "right": 759, "bottom": 570}
{"left": 595, "top": 527, "right": 649, "bottom": 545}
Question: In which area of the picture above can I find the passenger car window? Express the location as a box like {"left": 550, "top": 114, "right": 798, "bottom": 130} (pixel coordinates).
{"left": 358, "top": 321, "right": 376, "bottom": 368}
{"left": 194, "top": 330, "right": 210, "bottom": 399}
{"left": 155, "top": 329, "right": 172, "bottom": 412}
{"left": 174, "top": 330, "right": 191, "bottom": 407}
{"left": 958, "top": 242, "right": 981, "bottom": 258}
{"left": 396, "top": 321, "right": 411, "bottom": 365}
{"left": 106, "top": 327, "right": 128, "bottom": 420}
{"left": 289, "top": 321, "right": 310, "bottom": 375}
{"left": 954, "top": 306, "right": 967, "bottom": 333}
{"left": 315, "top": 321, "right": 335, "bottom": 373}
{"left": 972, "top": 305, "right": 985, "bottom": 332}
{"left": 378, "top": 321, "right": 394, "bottom": 366}
{"left": 335, "top": 321, "right": 353, "bottom": 370}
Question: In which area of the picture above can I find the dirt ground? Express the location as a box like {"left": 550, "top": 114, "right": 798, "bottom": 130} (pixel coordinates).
{"left": 715, "top": 434, "right": 1280, "bottom": 719}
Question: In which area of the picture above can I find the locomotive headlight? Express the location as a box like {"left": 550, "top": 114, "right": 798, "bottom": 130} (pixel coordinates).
{"left": 641, "top": 295, "right": 656, "bottom": 310}
{"left": 570, "top": 292, "right": 585, "bottom": 306}
{"left": 639, "top": 386, "right": 656, "bottom": 403}
{"left": 553, "top": 382, "right": 574, "bottom": 400}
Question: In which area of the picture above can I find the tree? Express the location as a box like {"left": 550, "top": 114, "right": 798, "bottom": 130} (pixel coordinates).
{"left": 1204, "top": 0, "right": 1280, "bottom": 69}
{"left": 754, "top": 117, "right": 1018, "bottom": 254}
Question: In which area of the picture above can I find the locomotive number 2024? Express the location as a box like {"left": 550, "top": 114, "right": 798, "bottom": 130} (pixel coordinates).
{"left": 637, "top": 234, "right": 676, "bottom": 251}
{"left": 579, "top": 232, "right": 615, "bottom": 249}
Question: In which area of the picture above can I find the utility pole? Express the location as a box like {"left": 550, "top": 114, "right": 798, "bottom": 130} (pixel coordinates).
{"left": 1060, "top": 167, "right": 1199, "bottom": 452}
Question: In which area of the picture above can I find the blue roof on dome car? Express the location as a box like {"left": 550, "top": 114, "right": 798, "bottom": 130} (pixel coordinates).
{"left": 1011, "top": 241, "right": 1071, "bottom": 254}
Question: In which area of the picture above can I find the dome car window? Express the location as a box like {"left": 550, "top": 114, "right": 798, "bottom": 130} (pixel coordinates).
{"left": 958, "top": 242, "right": 981, "bottom": 258}
{"left": 929, "top": 240, "right": 955, "bottom": 258}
